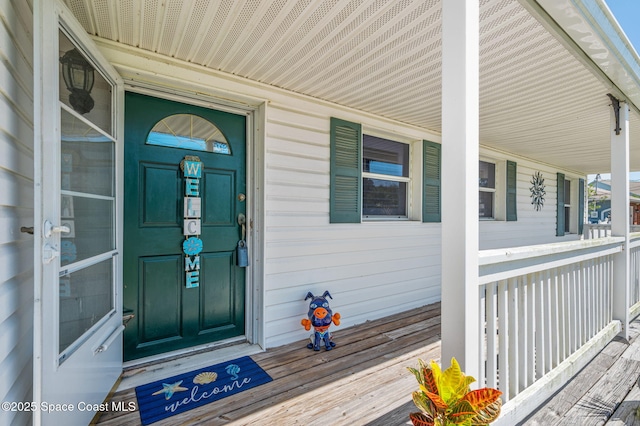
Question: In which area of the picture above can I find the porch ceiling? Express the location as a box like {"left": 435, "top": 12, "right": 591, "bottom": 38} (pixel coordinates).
{"left": 63, "top": 0, "right": 640, "bottom": 174}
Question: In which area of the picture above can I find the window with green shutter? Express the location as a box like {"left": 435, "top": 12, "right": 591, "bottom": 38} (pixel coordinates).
{"left": 423, "top": 140, "right": 441, "bottom": 222}
{"left": 330, "top": 118, "right": 362, "bottom": 223}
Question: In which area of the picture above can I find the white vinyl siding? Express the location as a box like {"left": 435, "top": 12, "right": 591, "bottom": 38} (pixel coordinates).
{"left": 0, "top": 1, "right": 34, "bottom": 425}
{"left": 264, "top": 105, "right": 441, "bottom": 347}
{"left": 480, "top": 154, "right": 582, "bottom": 250}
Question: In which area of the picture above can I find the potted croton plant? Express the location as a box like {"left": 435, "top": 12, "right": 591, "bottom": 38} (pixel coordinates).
{"left": 407, "top": 357, "right": 502, "bottom": 426}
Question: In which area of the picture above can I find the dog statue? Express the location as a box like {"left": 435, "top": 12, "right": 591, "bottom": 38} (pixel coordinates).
{"left": 301, "top": 291, "right": 341, "bottom": 351}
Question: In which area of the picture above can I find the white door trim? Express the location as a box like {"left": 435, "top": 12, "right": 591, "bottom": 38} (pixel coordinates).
{"left": 122, "top": 82, "right": 266, "bottom": 351}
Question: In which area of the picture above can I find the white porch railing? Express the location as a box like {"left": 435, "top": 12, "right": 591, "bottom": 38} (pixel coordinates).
{"left": 584, "top": 223, "right": 640, "bottom": 239}
{"left": 479, "top": 238, "right": 625, "bottom": 424}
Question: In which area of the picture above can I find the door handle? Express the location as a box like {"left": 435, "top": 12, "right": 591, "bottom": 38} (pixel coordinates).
{"left": 238, "top": 213, "right": 246, "bottom": 240}
{"left": 92, "top": 325, "right": 125, "bottom": 355}
{"left": 43, "top": 220, "right": 70, "bottom": 238}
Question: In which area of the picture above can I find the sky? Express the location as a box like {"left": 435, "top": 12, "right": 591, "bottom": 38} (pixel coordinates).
{"left": 605, "top": 0, "right": 640, "bottom": 54}
{"left": 588, "top": 1, "right": 640, "bottom": 182}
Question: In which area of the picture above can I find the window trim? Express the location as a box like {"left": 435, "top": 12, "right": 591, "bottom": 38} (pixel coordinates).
{"left": 479, "top": 159, "right": 497, "bottom": 220}
{"left": 564, "top": 178, "right": 573, "bottom": 234}
{"left": 361, "top": 132, "right": 414, "bottom": 221}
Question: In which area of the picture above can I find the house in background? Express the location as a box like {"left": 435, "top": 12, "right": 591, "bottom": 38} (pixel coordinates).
{"left": 2, "top": 0, "right": 640, "bottom": 425}
{"left": 588, "top": 179, "right": 640, "bottom": 224}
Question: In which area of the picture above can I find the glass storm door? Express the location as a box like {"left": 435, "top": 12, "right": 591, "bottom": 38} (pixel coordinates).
{"left": 123, "top": 92, "right": 246, "bottom": 361}
{"left": 34, "top": 2, "right": 123, "bottom": 425}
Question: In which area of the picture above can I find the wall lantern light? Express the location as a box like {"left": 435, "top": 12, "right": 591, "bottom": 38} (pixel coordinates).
{"left": 60, "top": 48, "right": 95, "bottom": 114}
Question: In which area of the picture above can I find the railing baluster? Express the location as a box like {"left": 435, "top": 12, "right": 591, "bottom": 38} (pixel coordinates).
{"left": 535, "top": 271, "right": 545, "bottom": 378}
{"left": 544, "top": 269, "right": 552, "bottom": 373}
{"left": 526, "top": 273, "right": 535, "bottom": 385}
{"left": 518, "top": 274, "right": 528, "bottom": 391}
{"left": 591, "top": 258, "right": 597, "bottom": 337}
{"left": 498, "top": 280, "right": 509, "bottom": 401}
{"left": 568, "top": 265, "right": 577, "bottom": 354}
{"left": 632, "top": 249, "right": 637, "bottom": 306}
{"left": 560, "top": 266, "right": 569, "bottom": 362}
{"left": 479, "top": 284, "right": 487, "bottom": 388}
{"left": 486, "top": 282, "right": 498, "bottom": 389}
{"left": 508, "top": 277, "right": 518, "bottom": 398}
{"left": 609, "top": 254, "right": 614, "bottom": 321}
{"left": 580, "top": 261, "right": 587, "bottom": 345}
{"left": 550, "top": 268, "right": 559, "bottom": 368}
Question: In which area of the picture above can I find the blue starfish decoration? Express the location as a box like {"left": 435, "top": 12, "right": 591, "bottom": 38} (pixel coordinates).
{"left": 151, "top": 380, "right": 189, "bottom": 400}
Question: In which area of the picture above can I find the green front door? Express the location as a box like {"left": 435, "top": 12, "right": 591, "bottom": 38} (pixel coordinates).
{"left": 123, "top": 92, "right": 246, "bottom": 361}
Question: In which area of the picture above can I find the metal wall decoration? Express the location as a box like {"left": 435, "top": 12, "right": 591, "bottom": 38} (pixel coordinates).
{"left": 181, "top": 156, "right": 203, "bottom": 288}
{"left": 530, "top": 171, "right": 546, "bottom": 211}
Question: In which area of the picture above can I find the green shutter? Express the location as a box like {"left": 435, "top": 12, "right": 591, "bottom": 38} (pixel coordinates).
{"left": 578, "top": 178, "right": 585, "bottom": 235}
{"left": 423, "top": 140, "right": 441, "bottom": 222}
{"left": 506, "top": 160, "right": 517, "bottom": 221}
{"left": 556, "top": 172, "right": 565, "bottom": 236}
{"left": 330, "top": 117, "right": 361, "bottom": 223}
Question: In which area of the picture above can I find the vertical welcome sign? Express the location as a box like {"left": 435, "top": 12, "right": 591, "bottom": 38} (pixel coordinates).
{"left": 181, "top": 156, "right": 203, "bottom": 288}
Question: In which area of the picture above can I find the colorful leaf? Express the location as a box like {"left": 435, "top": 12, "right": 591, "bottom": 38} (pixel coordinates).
{"left": 410, "top": 412, "right": 435, "bottom": 426}
{"left": 423, "top": 364, "right": 439, "bottom": 395}
{"left": 447, "top": 400, "right": 476, "bottom": 424}
{"left": 462, "top": 388, "right": 502, "bottom": 411}
{"left": 413, "top": 391, "right": 437, "bottom": 417}
{"left": 439, "top": 358, "right": 472, "bottom": 404}
{"left": 423, "top": 390, "right": 448, "bottom": 410}
{"left": 408, "top": 366, "right": 425, "bottom": 387}
{"left": 430, "top": 359, "right": 443, "bottom": 387}
{"left": 469, "top": 398, "right": 502, "bottom": 425}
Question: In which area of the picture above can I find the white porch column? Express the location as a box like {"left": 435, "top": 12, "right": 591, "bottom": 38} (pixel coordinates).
{"left": 611, "top": 99, "right": 630, "bottom": 340}
{"left": 441, "top": 0, "right": 480, "bottom": 379}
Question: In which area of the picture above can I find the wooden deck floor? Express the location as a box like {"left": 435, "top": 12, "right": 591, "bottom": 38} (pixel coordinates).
{"left": 94, "top": 303, "right": 640, "bottom": 426}
{"left": 95, "top": 303, "right": 442, "bottom": 426}
{"left": 522, "top": 316, "right": 640, "bottom": 426}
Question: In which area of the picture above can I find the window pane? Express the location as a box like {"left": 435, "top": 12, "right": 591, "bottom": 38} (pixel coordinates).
{"left": 564, "top": 179, "right": 571, "bottom": 205}
{"left": 59, "top": 31, "right": 112, "bottom": 135}
{"left": 479, "top": 161, "right": 495, "bottom": 189}
{"left": 363, "top": 179, "right": 407, "bottom": 216}
{"left": 479, "top": 191, "right": 494, "bottom": 218}
{"left": 60, "top": 197, "right": 114, "bottom": 266}
{"left": 61, "top": 109, "right": 114, "bottom": 197}
{"left": 59, "top": 258, "right": 113, "bottom": 356}
{"left": 363, "top": 135, "right": 409, "bottom": 177}
{"left": 147, "top": 113, "right": 231, "bottom": 154}
{"left": 565, "top": 206, "right": 571, "bottom": 233}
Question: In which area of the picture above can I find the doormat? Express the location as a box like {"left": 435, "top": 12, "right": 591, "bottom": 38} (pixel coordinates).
{"left": 135, "top": 356, "right": 272, "bottom": 425}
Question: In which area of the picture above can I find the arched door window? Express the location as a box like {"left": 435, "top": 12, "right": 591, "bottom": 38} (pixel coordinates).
{"left": 146, "top": 113, "right": 231, "bottom": 154}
